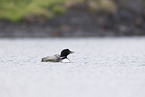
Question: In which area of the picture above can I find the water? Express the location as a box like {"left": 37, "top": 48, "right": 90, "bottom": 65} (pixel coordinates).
{"left": 0, "top": 37, "right": 145, "bottom": 97}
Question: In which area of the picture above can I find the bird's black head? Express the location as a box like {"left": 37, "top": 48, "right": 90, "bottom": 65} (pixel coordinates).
{"left": 60, "top": 49, "right": 74, "bottom": 59}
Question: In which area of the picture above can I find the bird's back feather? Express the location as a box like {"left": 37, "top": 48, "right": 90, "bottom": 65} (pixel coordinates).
{"left": 41, "top": 54, "right": 61, "bottom": 62}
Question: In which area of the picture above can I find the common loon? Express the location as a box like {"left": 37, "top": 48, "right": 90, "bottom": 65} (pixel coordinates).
{"left": 41, "top": 49, "right": 74, "bottom": 62}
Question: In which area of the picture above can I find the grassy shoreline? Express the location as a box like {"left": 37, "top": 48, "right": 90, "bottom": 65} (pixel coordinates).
{"left": 0, "top": 0, "right": 116, "bottom": 22}
{"left": 0, "top": 0, "right": 77, "bottom": 22}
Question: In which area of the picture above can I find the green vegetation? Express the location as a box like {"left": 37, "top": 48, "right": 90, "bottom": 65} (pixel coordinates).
{"left": 0, "top": 0, "right": 116, "bottom": 22}
{"left": 88, "top": 0, "right": 116, "bottom": 14}
{"left": 0, "top": 0, "right": 70, "bottom": 22}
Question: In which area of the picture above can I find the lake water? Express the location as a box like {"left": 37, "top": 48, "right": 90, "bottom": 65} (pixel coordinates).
{"left": 0, "top": 37, "right": 145, "bottom": 97}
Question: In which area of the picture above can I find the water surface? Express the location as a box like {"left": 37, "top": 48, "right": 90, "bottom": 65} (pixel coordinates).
{"left": 0, "top": 37, "right": 145, "bottom": 97}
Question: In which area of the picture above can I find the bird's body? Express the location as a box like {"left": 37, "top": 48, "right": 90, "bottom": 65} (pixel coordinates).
{"left": 41, "top": 54, "right": 61, "bottom": 62}
{"left": 41, "top": 49, "right": 74, "bottom": 62}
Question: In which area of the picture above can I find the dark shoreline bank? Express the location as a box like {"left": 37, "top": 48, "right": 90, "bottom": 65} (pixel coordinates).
{"left": 0, "top": 1, "right": 145, "bottom": 38}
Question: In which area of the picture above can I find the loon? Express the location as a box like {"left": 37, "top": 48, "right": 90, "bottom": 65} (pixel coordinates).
{"left": 41, "top": 49, "right": 74, "bottom": 62}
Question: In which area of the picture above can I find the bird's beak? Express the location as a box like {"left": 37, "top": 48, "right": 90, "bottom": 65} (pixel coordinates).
{"left": 70, "top": 51, "right": 74, "bottom": 54}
